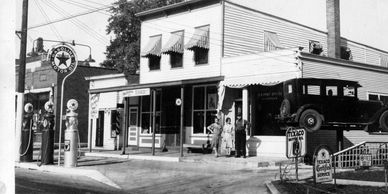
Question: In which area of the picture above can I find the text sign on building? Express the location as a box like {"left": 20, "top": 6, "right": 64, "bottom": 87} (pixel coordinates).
{"left": 122, "top": 88, "right": 150, "bottom": 97}
{"left": 286, "top": 127, "right": 306, "bottom": 158}
{"left": 90, "top": 94, "right": 100, "bottom": 119}
{"left": 48, "top": 44, "right": 78, "bottom": 74}
{"left": 314, "top": 145, "right": 333, "bottom": 183}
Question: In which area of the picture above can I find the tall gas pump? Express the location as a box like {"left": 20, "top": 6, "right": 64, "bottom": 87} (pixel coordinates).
{"left": 40, "top": 101, "right": 55, "bottom": 165}
{"left": 20, "top": 103, "right": 34, "bottom": 162}
{"left": 64, "top": 99, "right": 79, "bottom": 167}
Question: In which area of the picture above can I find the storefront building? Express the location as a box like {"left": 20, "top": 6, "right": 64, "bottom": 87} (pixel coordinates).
{"left": 87, "top": 0, "right": 388, "bottom": 157}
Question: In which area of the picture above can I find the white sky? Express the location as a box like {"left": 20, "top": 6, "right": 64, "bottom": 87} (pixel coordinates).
{"left": 14, "top": 0, "right": 388, "bottom": 65}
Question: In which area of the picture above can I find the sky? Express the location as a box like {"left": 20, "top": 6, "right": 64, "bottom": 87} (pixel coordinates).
{"left": 14, "top": 0, "right": 388, "bottom": 66}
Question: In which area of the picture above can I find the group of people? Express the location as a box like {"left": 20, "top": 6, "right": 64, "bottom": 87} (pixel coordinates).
{"left": 207, "top": 115, "right": 248, "bottom": 158}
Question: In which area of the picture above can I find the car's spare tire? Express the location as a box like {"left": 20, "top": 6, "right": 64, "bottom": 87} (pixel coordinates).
{"left": 299, "top": 109, "right": 322, "bottom": 133}
{"left": 279, "top": 99, "right": 291, "bottom": 118}
{"left": 379, "top": 110, "right": 388, "bottom": 132}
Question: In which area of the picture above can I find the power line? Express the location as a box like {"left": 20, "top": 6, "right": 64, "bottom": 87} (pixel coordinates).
{"left": 27, "top": 4, "right": 111, "bottom": 30}
{"left": 33, "top": 0, "right": 64, "bottom": 40}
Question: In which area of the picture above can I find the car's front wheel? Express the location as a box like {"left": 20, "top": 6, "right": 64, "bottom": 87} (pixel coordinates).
{"left": 379, "top": 110, "right": 388, "bottom": 132}
{"left": 299, "top": 109, "right": 322, "bottom": 132}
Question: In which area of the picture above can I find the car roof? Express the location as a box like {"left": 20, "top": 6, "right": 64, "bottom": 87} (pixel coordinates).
{"left": 286, "top": 78, "right": 362, "bottom": 87}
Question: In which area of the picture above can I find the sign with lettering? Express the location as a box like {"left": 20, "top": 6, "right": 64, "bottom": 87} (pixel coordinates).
{"left": 90, "top": 94, "right": 100, "bottom": 119}
{"left": 286, "top": 127, "right": 306, "bottom": 158}
{"left": 48, "top": 44, "right": 78, "bottom": 74}
{"left": 122, "top": 88, "right": 150, "bottom": 97}
{"left": 314, "top": 145, "right": 333, "bottom": 183}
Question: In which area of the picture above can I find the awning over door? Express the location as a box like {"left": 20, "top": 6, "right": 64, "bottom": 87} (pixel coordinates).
{"left": 220, "top": 72, "right": 298, "bottom": 88}
{"left": 185, "top": 25, "right": 209, "bottom": 50}
{"left": 141, "top": 35, "right": 162, "bottom": 57}
{"left": 161, "top": 31, "right": 184, "bottom": 54}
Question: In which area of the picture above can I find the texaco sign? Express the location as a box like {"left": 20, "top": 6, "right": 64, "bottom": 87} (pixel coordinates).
{"left": 48, "top": 44, "right": 78, "bottom": 74}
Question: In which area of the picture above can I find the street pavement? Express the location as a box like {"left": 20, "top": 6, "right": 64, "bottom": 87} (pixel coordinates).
{"left": 16, "top": 147, "right": 314, "bottom": 193}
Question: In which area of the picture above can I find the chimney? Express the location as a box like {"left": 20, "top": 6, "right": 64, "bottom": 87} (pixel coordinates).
{"left": 326, "top": 0, "right": 341, "bottom": 58}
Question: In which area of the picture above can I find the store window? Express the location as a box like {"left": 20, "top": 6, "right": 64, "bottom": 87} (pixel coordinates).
{"left": 193, "top": 85, "right": 217, "bottom": 134}
{"left": 140, "top": 90, "right": 161, "bottom": 134}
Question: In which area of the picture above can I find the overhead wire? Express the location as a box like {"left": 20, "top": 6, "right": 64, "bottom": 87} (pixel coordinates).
{"left": 33, "top": 0, "right": 64, "bottom": 40}
{"left": 58, "top": 0, "right": 111, "bottom": 16}
{"left": 42, "top": 0, "right": 109, "bottom": 46}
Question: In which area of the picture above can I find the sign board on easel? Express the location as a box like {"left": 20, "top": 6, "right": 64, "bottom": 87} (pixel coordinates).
{"left": 286, "top": 127, "right": 306, "bottom": 158}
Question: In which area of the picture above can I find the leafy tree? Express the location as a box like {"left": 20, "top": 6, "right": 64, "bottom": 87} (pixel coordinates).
{"left": 102, "top": 0, "right": 183, "bottom": 75}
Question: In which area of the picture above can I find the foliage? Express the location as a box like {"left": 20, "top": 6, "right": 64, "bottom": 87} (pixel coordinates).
{"left": 101, "top": 0, "right": 183, "bottom": 75}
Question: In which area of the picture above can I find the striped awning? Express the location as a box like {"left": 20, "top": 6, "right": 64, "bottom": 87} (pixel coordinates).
{"left": 220, "top": 72, "right": 299, "bottom": 88}
{"left": 161, "top": 31, "right": 184, "bottom": 54}
{"left": 141, "top": 35, "right": 162, "bottom": 57}
{"left": 185, "top": 25, "right": 209, "bottom": 50}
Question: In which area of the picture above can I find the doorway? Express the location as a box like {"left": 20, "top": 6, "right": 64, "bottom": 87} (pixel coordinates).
{"left": 95, "top": 111, "right": 104, "bottom": 147}
{"left": 128, "top": 107, "right": 138, "bottom": 146}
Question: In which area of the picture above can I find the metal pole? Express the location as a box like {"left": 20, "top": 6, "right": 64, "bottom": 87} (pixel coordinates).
{"left": 180, "top": 87, "right": 184, "bottom": 157}
{"left": 16, "top": 0, "right": 29, "bottom": 162}
{"left": 57, "top": 65, "right": 78, "bottom": 166}
{"left": 121, "top": 98, "right": 128, "bottom": 155}
{"left": 152, "top": 90, "right": 156, "bottom": 155}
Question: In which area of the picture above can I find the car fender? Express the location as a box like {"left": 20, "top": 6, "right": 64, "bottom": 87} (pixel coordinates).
{"left": 294, "top": 104, "right": 325, "bottom": 123}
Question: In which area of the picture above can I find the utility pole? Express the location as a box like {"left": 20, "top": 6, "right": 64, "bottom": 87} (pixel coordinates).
{"left": 16, "top": 0, "right": 29, "bottom": 162}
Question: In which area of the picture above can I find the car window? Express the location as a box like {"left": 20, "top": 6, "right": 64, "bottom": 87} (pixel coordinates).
{"left": 326, "top": 86, "right": 338, "bottom": 96}
{"left": 343, "top": 86, "right": 355, "bottom": 97}
{"left": 287, "top": 84, "right": 293, "bottom": 94}
{"left": 303, "top": 84, "right": 320, "bottom": 95}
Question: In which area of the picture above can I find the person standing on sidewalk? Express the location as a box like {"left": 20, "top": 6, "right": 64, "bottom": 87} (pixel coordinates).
{"left": 207, "top": 117, "right": 222, "bottom": 157}
{"left": 235, "top": 114, "right": 248, "bottom": 158}
{"left": 222, "top": 117, "right": 234, "bottom": 156}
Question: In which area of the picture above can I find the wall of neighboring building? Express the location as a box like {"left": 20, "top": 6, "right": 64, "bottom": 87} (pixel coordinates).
{"left": 223, "top": 1, "right": 388, "bottom": 67}
{"left": 139, "top": 3, "right": 223, "bottom": 84}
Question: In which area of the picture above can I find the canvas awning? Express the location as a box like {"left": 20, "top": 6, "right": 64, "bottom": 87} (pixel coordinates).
{"left": 161, "top": 31, "right": 184, "bottom": 54}
{"left": 141, "top": 35, "right": 162, "bottom": 57}
{"left": 185, "top": 25, "right": 209, "bottom": 50}
{"left": 220, "top": 72, "right": 298, "bottom": 88}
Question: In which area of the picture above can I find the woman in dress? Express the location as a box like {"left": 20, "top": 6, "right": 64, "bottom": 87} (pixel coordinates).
{"left": 222, "top": 117, "right": 234, "bottom": 156}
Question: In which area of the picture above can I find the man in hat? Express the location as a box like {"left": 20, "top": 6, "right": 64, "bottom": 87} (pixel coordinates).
{"left": 235, "top": 114, "right": 248, "bottom": 158}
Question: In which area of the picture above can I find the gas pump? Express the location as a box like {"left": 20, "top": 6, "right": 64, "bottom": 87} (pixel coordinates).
{"left": 64, "top": 99, "right": 79, "bottom": 167}
{"left": 40, "top": 101, "right": 55, "bottom": 165}
{"left": 20, "top": 103, "right": 34, "bottom": 162}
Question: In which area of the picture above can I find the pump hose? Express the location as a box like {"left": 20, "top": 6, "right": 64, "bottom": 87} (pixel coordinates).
{"left": 20, "top": 120, "right": 33, "bottom": 156}
{"left": 77, "top": 131, "right": 81, "bottom": 159}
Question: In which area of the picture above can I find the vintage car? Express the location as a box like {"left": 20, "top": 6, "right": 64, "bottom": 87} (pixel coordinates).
{"left": 276, "top": 78, "right": 388, "bottom": 132}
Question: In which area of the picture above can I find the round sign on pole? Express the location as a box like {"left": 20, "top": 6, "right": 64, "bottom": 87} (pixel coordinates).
{"left": 48, "top": 44, "right": 78, "bottom": 74}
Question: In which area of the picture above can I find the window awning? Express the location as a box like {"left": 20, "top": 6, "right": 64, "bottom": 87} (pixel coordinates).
{"left": 161, "top": 31, "right": 184, "bottom": 54}
{"left": 220, "top": 72, "right": 299, "bottom": 88}
{"left": 141, "top": 35, "right": 162, "bottom": 57}
{"left": 185, "top": 25, "right": 209, "bottom": 50}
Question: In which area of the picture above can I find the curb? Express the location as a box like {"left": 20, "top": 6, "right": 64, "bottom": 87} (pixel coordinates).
{"left": 265, "top": 181, "right": 281, "bottom": 194}
{"left": 333, "top": 179, "right": 387, "bottom": 187}
{"left": 15, "top": 162, "right": 121, "bottom": 190}
{"left": 84, "top": 152, "right": 180, "bottom": 162}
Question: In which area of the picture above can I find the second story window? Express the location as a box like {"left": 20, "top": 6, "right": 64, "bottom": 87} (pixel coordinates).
{"left": 340, "top": 46, "right": 353, "bottom": 61}
{"left": 141, "top": 35, "right": 162, "bottom": 71}
{"left": 185, "top": 25, "right": 209, "bottom": 65}
{"left": 162, "top": 31, "right": 184, "bottom": 68}
{"left": 309, "top": 40, "right": 323, "bottom": 55}
{"left": 264, "top": 31, "right": 281, "bottom": 52}
{"left": 379, "top": 54, "right": 388, "bottom": 68}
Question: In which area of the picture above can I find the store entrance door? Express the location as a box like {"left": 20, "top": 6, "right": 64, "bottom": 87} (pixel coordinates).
{"left": 95, "top": 111, "right": 104, "bottom": 147}
{"left": 128, "top": 107, "right": 138, "bottom": 146}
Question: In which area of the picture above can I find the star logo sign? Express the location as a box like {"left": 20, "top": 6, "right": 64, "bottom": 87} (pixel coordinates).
{"left": 56, "top": 52, "right": 70, "bottom": 67}
{"left": 49, "top": 44, "right": 78, "bottom": 74}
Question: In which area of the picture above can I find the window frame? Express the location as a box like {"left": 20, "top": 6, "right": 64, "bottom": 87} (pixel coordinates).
{"left": 191, "top": 84, "right": 218, "bottom": 135}
{"left": 140, "top": 90, "right": 162, "bottom": 135}
{"left": 263, "top": 30, "right": 280, "bottom": 52}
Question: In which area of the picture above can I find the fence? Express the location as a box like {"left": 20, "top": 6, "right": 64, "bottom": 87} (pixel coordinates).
{"left": 332, "top": 141, "right": 388, "bottom": 169}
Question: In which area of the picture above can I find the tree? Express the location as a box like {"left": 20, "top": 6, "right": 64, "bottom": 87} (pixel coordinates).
{"left": 102, "top": 0, "right": 183, "bottom": 75}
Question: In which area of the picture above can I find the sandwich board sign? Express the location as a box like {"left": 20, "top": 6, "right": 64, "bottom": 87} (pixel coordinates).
{"left": 313, "top": 145, "right": 333, "bottom": 183}
{"left": 286, "top": 127, "right": 306, "bottom": 158}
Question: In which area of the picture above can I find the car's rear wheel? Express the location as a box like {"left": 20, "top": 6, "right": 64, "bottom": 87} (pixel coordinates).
{"left": 299, "top": 109, "right": 322, "bottom": 132}
{"left": 379, "top": 110, "right": 388, "bottom": 132}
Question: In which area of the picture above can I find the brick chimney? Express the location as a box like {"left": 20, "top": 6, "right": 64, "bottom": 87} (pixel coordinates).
{"left": 326, "top": 0, "right": 341, "bottom": 58}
